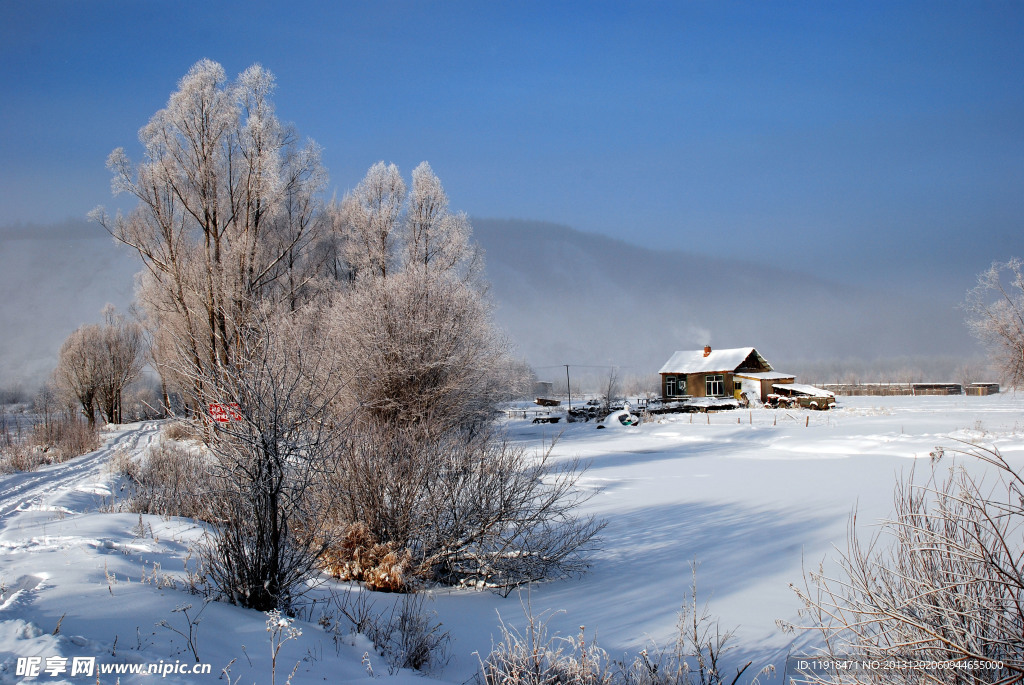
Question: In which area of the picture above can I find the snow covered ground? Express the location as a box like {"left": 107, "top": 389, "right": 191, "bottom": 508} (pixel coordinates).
{"left": 1, "top": 395, "right": 1022, "bottom": 683}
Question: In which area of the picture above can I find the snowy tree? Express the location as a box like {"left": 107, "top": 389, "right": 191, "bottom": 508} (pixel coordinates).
{"left": 331, "top": 264, "right": 522, "bottom": 433}
{"left": 95, "top": 306, "right": 145, "bottom": 424}
{"left": 181, "top": 305, "right": 345, "bottom": 610}
{"left": 332, "top": 160, "right": 482, "bottom": 284}
{"left": 322, "top": 163, "right": 583, "bottom": 592}
{"left": 54, "top": 324, "right": 104, "bottom": 427}
{"left": 329, "top": 161, "right": 519, "bottom": 431}
{"left": 335, "top": 161, "right": 406, "bottom": 280}
{"left": 402, "top": 162, "right": 479, "bottom": 278}
{"left": 54, "top": 308, "right": 146, "bottom": 427}
{"left": 600, "top": 367, "right": 620, "bottom": 410}
{"left": 964, "top": 258, "right": 1024, "bottom": 387}
{"left": 93, "top": 59, "right": 328, "bottom": 408}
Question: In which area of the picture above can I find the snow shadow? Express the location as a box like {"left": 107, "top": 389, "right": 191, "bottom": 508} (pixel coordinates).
{"left": 563, "top": 424, "right": 791, "bottom": 472}
{"left": 515, "top": 498, "right": 841, "bottom": 665}
{"left": 431, "top": 496, "right": 837, "bottom": 681}
{"left": 578, "top": 439, "right": 749, "bottom": 471}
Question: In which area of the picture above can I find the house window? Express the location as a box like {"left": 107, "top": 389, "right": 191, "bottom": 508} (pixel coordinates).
{"left": 706, "top": 374, "right": 724, "bottom": 396}
{"left": 665, "top": 375, "right": 687, "bottom": 396}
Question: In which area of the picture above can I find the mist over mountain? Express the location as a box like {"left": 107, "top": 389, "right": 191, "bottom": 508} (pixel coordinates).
{"left": 471, "top": 218, "right": 980, "bottom": 384}
{"left": 0, "top": 220, "right": 136, "bottom": 388}
{"left": 0, "top": 218, "right": 982, "bottom": 390}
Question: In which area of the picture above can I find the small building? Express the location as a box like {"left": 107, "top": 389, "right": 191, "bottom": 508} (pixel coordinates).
{"left": 659, "top": 346, "right": 796, "bottom": 403}
{"left": 910, "top": 382, "right": 963, "bottom": 396}
{"left": 967, "top": 382, "right": 1000, "bottom": 396}
{"left": 533, "top": 381, "right": 554, "bottom": 397}
{"left": 768, "top": 383, "right": 836, "bottom": 409}
{"left": 820, "top": 382, "right": 914, "bottom": 396}
{"left": 822, "top": 382, "right": 980, "bottom": 396}
{"left": 734, "top": 370, "right": 799, "bottom": 404}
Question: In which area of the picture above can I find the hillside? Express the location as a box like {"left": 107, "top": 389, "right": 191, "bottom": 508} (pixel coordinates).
{"left": 472, "top": 218, "right": 977, "bottom": 382}
{"left": 0, "top": 218, "right": 978, "bottom": 388}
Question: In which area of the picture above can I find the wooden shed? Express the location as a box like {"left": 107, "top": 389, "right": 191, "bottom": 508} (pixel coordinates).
{"left": 967, "top": 382, "right": 1000, "bottom": 396}
{"left": 911, "top": 383, "right": 963, "bottom": 396}
{"left": 733, "top": 371, "right": 797, "bottom": 404}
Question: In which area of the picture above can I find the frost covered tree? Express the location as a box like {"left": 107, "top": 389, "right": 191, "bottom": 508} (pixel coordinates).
{"left": 95, "top": 306, "right": 145, "bottom": 424}
{"left": 322, "top": 163, "right": 584, "bottom": 592}
{"left": 332, "top": 161, "right": 482, "bottom": 284}
{"left": 181, "top": 305, "right": 345, "bottom": 610}
{"left": 92, "top": 59, "right": 328, "bottom": 408}
{"left": 329, "top": 161, "right": 522, "bottom": 431}
{"left": 55, "top": 324, "right": 104, "bottom": 427}
{"left": 334, "top": 161, "right": 406, "bottom": 280}
{"left": 332, "top": 268, "right": 520, "bottom": 432}
{"left": 403, "top": 161, "right": 479, "bottom": 277}
{"left": 54, "top": 308, "right": 146, "bottom": 426}
{"left": 964, "top": 258, "right": 1024, "bottom": 387}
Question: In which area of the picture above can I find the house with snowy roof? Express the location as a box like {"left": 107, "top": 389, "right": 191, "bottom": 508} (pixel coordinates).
{"left": 658, "top": 346, "right": 796, "bottom": 403}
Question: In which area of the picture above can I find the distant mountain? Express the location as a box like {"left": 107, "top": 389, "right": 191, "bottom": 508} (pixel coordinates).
{"left": 0, "top": 218, "right": 977, "bottom": 389}
{"left": 471, "top": 218, "right": 976, "bottom": 381}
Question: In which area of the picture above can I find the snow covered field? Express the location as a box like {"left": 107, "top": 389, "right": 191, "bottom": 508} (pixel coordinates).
{"left": 1, "top": 395, "right": 1021, "bottom": 683}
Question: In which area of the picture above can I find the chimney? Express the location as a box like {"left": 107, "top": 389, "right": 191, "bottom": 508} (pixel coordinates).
{"left": 703, "top": 345, "right": 712, "bottom": 357}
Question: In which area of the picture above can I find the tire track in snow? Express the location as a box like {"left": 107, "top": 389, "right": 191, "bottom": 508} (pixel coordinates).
{"left": 0, "top": 421, "right": 162, "bottom": 521}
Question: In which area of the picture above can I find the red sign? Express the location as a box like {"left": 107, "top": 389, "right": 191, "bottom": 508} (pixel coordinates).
{"left": 208, "top": 403, "right": 242, "bottom": 422}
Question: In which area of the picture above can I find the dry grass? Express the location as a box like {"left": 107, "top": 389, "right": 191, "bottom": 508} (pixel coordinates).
{"left": 161, "top": 420, "right": 199, "bottom": 442}
{"left": 320, "top": 521, "right": 416, "bottom": 592}
{"left": 0, "top": 414, "right": 100, "bottom": 473}
{"left": 322, "top": 590, "right": 450, "bottom": 674}
{"left": 479, "top": 571, "right": 772, "bottom": 685}
{"left": 113, "top": 439, "right": 215, "bottom": 520}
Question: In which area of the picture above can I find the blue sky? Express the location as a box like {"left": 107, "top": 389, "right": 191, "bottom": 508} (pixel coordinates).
{"left": 2, "top": 0, "right": 1022, "bottom": 288}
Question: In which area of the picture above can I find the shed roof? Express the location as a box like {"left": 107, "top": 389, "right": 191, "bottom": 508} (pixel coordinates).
{"left": 659, "top": 347, "right": 772, "bottom": 374}
{"left": 772, "top": 383, "right": 835, "bottom": 398}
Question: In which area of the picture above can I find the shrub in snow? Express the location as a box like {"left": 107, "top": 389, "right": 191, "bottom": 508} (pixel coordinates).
{"left": 479, "top": 574, "right": 770, "bottom": 685}
{"left": 191, "top": 310, "right": 345, "bottom": 612}
{"left": 323, "top": 590, "right": 450, "bottom": 674}
{"left": 478, "top": 602, "right": 614, "bottom": 685}
{"left": 787, "top": 444, "right": 1024, "bottom": 683}
{"left": 377, "top": 593, "right": 451, "bottom": 673}
{"left": 160, "top": 420, "right": 197, "bottom": 442}
{"left": 0, "top": 412, "right": 99, "bottom": 473}
{"left": 326, "top": 426, "right": 603, "bottom": 595}
{"left": 116, "top": 440, "right": 214, "bottom": 520}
